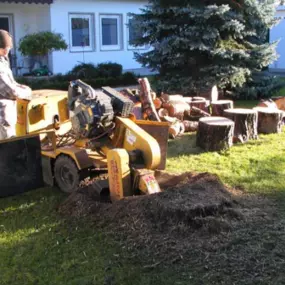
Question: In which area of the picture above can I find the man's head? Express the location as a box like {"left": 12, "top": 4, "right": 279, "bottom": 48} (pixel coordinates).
{"left": 0, "top": 30, "right": 13, "bottom": 57}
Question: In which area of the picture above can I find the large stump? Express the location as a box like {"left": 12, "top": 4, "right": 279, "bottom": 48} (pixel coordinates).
{"left": 196, "top": 117, "right": 234, "bottom": 151}
{"left": 211, "top": 100, "right": 233, "bottom": 116}
{"left": 223, "top": 108, "right": 258, "bottom": 143}
{"left": 253, "top": 107, "right": 284, "bottom": 134}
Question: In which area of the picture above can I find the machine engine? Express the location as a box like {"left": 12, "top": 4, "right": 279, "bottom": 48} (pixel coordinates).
{"left": 68, "top": 80, "right": 114, "bottom": 138}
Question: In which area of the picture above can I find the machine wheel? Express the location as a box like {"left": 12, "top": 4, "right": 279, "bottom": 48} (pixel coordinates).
{"left": 54, "top": 156, "right": 80, "bottom": 193}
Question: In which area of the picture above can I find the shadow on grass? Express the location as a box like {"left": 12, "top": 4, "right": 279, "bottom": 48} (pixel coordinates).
{"left": 0, "top": 187, "right": 189, "bottom": 285}
{"left": 167, "top": 133, "right": 205, "bottom": 158}
{"left": 0, "top": 187, "right": 133, "bottom": 285}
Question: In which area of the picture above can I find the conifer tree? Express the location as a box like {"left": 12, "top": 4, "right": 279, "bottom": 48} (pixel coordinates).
{"left": 131, "top": 0, "right": 280, "bottom": 94}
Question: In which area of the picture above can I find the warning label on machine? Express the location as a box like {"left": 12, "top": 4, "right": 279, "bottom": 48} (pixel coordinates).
{"left": 126, "top": 129, "right": 137, "bottom": 145}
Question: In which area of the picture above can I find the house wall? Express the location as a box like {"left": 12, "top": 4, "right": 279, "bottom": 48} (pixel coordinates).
{"left": 0, "top": 3, "right": 51, "bottom": 74}
{"left": 50, "top": 0, "right": 148, "bottom": 74}
{"left": 270, "top": 7, "right": 285, "bottom": 71}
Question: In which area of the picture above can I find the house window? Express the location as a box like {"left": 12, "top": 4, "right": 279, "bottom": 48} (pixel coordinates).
{"left": 69, "top": 14, "right": 93, "bottom": 52}
{"left": 100, "top": 14, "right": 122, "bottom": 51}
{"left": 127, "top": 16, "right": 146, "bottom": 50}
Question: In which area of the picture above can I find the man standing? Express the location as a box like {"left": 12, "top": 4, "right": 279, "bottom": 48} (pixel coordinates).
{"left": 0, "top": 29, "right": 32, "bottom": 139}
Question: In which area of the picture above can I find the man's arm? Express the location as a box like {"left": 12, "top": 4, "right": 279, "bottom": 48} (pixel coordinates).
{"left": 0, "top": 72, "right": 31, "bottom": 100}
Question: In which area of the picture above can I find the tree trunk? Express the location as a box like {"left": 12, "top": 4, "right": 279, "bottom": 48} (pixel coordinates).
{"left": 162, "top": 100, "right": 190, "bottom": 120}
{"left": 253, "top": 107, "right": 284, "bottom": 134}
{"left": 191, "top": 106, "right": 211, "bottom": 117}
{"left": 168, "top": 120, "right": 185, "bottom": 139}
{"left": 211, "top": 100, "right": 234, "bottom": 116}
{"left": 223, "top": 108, "right": 258, "bottom": 143}
{"left": 196, "top": 117, "right": 234, "bottom": 151}
{"left": 138, "top": 78, "right": 160, "bottom": 121}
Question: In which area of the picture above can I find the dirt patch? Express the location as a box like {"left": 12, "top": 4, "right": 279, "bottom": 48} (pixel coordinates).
{"left": 59, "top": 172, "right": 278, "bottom": 268}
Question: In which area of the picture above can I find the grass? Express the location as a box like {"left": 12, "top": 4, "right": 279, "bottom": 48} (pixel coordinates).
{"left": 167, "top": 131, "right": 285, "bottom": 199}
{"left": 0, "top": 189, "right": 189, "bottom": 285}
{"left": 1, "top": 104, "right": 285, "bottom": 284}
{"left": 233, "top": 99, "right": 258, "bottom": 108}
{"left": 275, "top": 86, "right": 285, "bottom": 97}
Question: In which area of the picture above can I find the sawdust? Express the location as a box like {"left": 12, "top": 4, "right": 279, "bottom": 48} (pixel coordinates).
{"left": 58, "top": 171, "right": 279, "bottom": 270}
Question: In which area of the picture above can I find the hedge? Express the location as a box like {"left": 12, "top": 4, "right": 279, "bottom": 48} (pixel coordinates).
{"left": 16, "top": 72, "right": 138, "bottom": 91}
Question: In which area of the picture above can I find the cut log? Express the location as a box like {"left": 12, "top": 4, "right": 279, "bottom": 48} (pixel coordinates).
{"left": 163, "top": 100, "right": 190, "bottom": 120}
{"left": 211, "top": 100, "right": 234, "bottom": 116}
{"left": 190, "top": 100, "right": 210, "bottom": 113}
{"left": 160, "top": 93, "right": 184, "bottom": 103}
{"left": 196, "top": 117, "right": 234, "bottom": 151}
{"left": 183, "top": 120, "right": 199, "bottom": 132}
{"left": 191, "top": 106, "right": 211, "bottom": 119}
{"left": 272, "top": 96, "right": 285, "bottom": 111}
{"left": 182, "top": 97, "right": 192, "bottom": 104}
{"left": 169, "top": 121, "right": 185, "bottom": 139}
{"left": 158, "top": 108, "right": 169, "bottom": 119}
{"left": 253, "top": 107, "right": 284, "bottom": 134}
{"left": 153, "top": 98, "right": 162, "bottom": 109}
{"left": 257, "top": 99, "right": 277, "bottom": 109}
{"left": 138, "top": 78, "right": 160, "bottom": 121}
{"left": 223, "top": 108, "right": 258, "bottom": 143}
{"left": 192, "top": 97, "right": 206, "bottom": 102}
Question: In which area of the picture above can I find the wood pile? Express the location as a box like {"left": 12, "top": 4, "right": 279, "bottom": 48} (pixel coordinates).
{"left": 119, "top": 80, "right": 285, "bottom": 147}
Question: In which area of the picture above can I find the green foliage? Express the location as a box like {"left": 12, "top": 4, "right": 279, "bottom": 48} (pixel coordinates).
{"left": 68, "top": 62, "right": 123, "bottom": 79}
{"left": 16, "top": 71, "right": 138, "bottom": 91}
{"left": 131, "top": 0, "right": 280, "bottom": 95}
{"left": 225, "top": 72, "right": 285, "bottom": 100}
{"left": 69, "top": 63, "right": 99, "bottom": 79}
{"left": 18, "top": 31, "right": 67, "bottom": 57}
{"left": 97, "top": 62, "right": 123, "bottom": 77}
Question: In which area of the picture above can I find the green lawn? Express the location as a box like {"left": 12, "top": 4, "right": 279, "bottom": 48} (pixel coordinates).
{"left": 233, "top": 99, "right": 259, "bottom": 109}
{"left": 1, "top": 108, "right": 285, "bottom": 284}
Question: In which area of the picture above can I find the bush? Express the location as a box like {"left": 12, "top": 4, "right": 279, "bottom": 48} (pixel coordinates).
{"left": 97, "top": 62, "right": 123, "bottom": 77}
{"left": 16, "top": 72, "right": 138, "bottom": 91}
{"left": 68, "top": 62, "right": 123, "bottom": 79}
{"left": 18, "top": 31, "right": 67, "bottom": 57}
{"left": 68, "top": 63, "right": 99, "bottom": 79}
{"left": 225, "top": 72, "right": 285, "bottom": 100}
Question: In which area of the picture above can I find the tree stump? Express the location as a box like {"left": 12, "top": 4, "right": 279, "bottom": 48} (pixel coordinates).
{"left": 223, "top": 108, "right": 258, "bottom": 143}
{"left": 211, "top": 100, "right": 233, "bottom": 116}
{"left": 196, "top": 117, "right": 234, "bottom": 151}
{"left": 253, "top": 107, "right": 284, "bottom": 134}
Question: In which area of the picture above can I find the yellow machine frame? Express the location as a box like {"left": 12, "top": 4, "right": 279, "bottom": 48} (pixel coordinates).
{"left": 14, "top": 90, "right": 169, "bottom": 200}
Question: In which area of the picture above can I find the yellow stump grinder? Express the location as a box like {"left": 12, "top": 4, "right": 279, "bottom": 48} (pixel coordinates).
{"left": 0, "top": 80, "right": 169, "bottom": 200}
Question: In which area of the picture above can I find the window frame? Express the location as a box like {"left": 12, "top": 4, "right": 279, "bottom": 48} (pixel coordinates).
{"left": 126, "top": 15, "right": 147, "bottom": 51}
{"left": 99, "top": 14, "right": 123, "bottom": 51}
{"left": 68, "top": 13, "right": 94, "bottom": 52}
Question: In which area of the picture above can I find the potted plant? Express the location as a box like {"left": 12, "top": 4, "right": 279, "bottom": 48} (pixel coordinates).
{"left": 18, "top": 31, "right": 68, "bottom": 76}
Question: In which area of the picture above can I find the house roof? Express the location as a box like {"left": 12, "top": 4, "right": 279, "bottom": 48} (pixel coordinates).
{"left": 0, "top": 0, "right": 53, "bottom": 4}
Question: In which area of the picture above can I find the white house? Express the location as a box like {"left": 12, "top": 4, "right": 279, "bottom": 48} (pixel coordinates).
{"left": 270, "top": 5, "right": 285, "bottom": 72}
{"left": 0, "top": 0, "right": 149, "bottom": 75}
{"left": 0, "top": 0, "right": 285, "bottom": 75}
